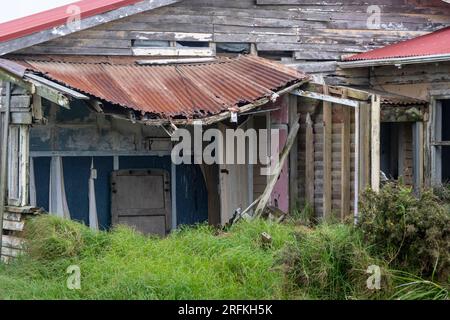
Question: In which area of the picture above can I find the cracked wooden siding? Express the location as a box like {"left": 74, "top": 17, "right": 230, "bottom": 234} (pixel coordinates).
{"left": 15, "top": 0, "right": 450, "bottom": 75}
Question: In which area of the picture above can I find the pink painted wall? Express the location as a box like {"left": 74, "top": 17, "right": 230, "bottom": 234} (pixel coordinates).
{"left": 269, "top": 97, "right": 290, "bottom": 213}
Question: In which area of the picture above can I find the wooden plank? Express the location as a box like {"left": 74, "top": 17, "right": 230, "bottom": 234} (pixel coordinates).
{"left": 341, "top": 106, "right": 351, "bottom": 220}
{"left": 371, "top": 95, "right": 381, "bottom": 192}
{"left": 255, "top": 115, "right": 300, "bottom": 218}
{"left": 322, "top": 86, "right": 332, "bottom": 219}
{"left": 305, "top": 113, "right": 314, "bottom": 208}
{"left": 3, "top": 220, "right": 24, "bottom": 232}
{"left": 2, "top": 235, "right": 25, "bottom": 249}
{"left": 292, "top": 90, "right": 359, "bottom": 108}
{"left": 1, "top": 246, "right": 22, "bottom": 258}
{"left": 19, "top": 125, "right": 30, "bottom": 206}
{"left": 3, "top": 212, "right": 21, "bottom": 222}
{"left": 288, "top": 95, "right": 298, "bottom": 213}
{"left": 359, "top": 102, "right": 371, "bottom": 191}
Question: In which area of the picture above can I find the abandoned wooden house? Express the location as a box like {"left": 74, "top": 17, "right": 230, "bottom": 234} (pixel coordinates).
{"left": 1, "top": 0, "right": 450, "bottom": 261}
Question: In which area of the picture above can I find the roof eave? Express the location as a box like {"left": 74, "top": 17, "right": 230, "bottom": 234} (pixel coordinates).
{"left": 339, "top": 53, "right": 450, "bottom": 69}
{"left": 0, "top": 0, "right": 181, "bottom": 56}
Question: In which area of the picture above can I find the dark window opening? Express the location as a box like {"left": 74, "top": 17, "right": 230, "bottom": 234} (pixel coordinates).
{"left": 258, "top": 51, "right": 293, "bottom": 61}
{"left": 176, "top": 41, "right": 210, "bottom": 48}
{"left": 440, "top": 100, "right": 450, "bottom": 182}
{"left": 381, "top": 122, "right": 414, "bottom": 185}
{"left": 132, "top": 40, "right": 170, "bottom": 47}
{"left": 216, "top": 43, "right": 251, "bottom": 55}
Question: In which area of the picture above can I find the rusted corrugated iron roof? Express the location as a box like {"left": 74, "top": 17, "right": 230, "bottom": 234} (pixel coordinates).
{"left": 1, "top": 55, "right": 308, "bottom": 119}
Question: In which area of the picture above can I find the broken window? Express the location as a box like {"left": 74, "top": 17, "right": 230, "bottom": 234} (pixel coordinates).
{"left": 432, "top": 99, "right": 450, "bottom": 184}
{"left": 380, "top": 122, "right": 414, "bottom": 185}
{"left": 216, "top": 43, "right": 251, "bottom": 56}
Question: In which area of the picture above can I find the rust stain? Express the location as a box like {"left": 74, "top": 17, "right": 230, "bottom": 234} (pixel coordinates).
{"left": 2, "top": 55, "right": 309, "bottom": 119}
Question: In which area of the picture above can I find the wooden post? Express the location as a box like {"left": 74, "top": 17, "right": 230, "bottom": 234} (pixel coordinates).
{"left": 341, "top": 106, "right": 351, "bottom": 220}
{"left": 305, "top": 113, "right": 314, "bottom": 208}
{"left": 322, "top": 86, "right": 332, "bottom": 219}
{"left": 289, "top": 95, "right": 298, "bottom": 214}
{"left": 359, "top": 102, "right": 371, "bottom": 191}
{"left": 19, "top": 125, "right": 30, "bottom": 207}
{"left": 0, "top": 82, "right": 11, "bottom": 256}
{"left": 255, "top": 115, "right": 300, "bottom": 218}
{"left": 371, "top": 95, "right": 381, "bottom": 192}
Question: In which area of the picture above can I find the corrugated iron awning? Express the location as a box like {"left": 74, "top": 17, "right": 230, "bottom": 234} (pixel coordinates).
{"left": 0, "top": 55, "right": 309, "bottom": 120}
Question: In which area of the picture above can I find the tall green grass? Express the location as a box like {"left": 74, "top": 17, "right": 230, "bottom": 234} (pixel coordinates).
{"left": 0, "top": 215, "right": 447, "bottom": 300}
{"left": 0, "top": 216, "right": 296, "bottom": 300}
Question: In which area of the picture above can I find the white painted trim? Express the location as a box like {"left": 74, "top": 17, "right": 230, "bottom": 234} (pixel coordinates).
{"left": 171, "top": 162, "right": 177, "bottom": 231}
{"left": 30, "top": 151, "right": 171, "bottom": 157}
{"left": 339, "top": 53, "right": 450, "bottom": 69}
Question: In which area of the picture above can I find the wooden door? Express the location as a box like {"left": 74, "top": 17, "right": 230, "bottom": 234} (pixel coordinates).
{"left": 111, "top": 169, "right": 171, "bottom": 236}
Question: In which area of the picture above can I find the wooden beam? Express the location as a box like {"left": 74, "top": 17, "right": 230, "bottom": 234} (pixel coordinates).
{"left": 305, "top": 113, "right": 314, "bottom": 208}
{"left": 371, "top": 95, "right": 381, "bottom": 192}
{"left": 254, "top": 115, "right": 300, "bottom": 218}
{"left": 359, "top": 102, "right": 371, "bottom": 190}
{"left": 25, "top": 74, "right": 89, "bottom": 100}
{"left": 288, "top": 95, "right": 298, "bottom": 214}
{"left": 0, "top": 82, "right": 11, "bottom": 253}
{"left": 322, "top": 86, "right": 332, "bottom": 220}
{"left": 0, "top": 69, "right": 71, "bottom": 109}
{"left": 341, "top": 106, "right": 351, "bottom": 221}
{"left": 292, "top": 89, "right": 359, "bottom": 108}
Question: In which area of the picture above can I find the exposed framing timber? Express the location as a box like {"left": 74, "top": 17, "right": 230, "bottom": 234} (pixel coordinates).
{"left": 371, "top": 95, "right": 381, "bottom": 192}
{"left": 254, "top": 114, "right": 300, "bottom": 218}
{"left": 0, "top": 69, "right": 71, "bottom": 109}
{"left": 25, "top": 74, "right": 90, "bottom": 100}
{"left": 305, "top": 113, "right": 314, "bottom": 209}
{"left": 288, "top": 94, "right": 298, "bottom": 213}
{"left": 341, "top": 106, "right": 351, "bottom": 220}
{"left": 322, "top": 86, "right": 332, "bottom": 219}
{"left": 292, "top": 89, "right": 360, "bottom": 108}
{"left": 0, "top": 82, "right": 11, "bottom": 254}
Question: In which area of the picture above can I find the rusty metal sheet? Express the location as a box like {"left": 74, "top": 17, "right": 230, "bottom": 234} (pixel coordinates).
{"left": 4, "top": 55, "right": 308, "bottom": 119}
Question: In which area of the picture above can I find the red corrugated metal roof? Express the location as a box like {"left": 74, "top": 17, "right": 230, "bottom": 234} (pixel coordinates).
{"left": 345, "top": 26, "right": 450, "bottom": 61}
{"left": 3, "top": 55, "right": 308, "bottom": 119}
{"left": 0, "top": 0, "right": 144, "bottom": 43}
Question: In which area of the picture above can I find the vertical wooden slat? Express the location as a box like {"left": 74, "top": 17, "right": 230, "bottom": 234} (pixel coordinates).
{"left": 359, "top": 102, "right": 371, "bottom": 191}
{"left": 322, "top": 86, "right": 332, "bottom": 219}
{"left": 305, "top": 113, "right": 314, "bottom": 208}
{"left": 371, "top": 95, "right": 381, "bottom": 192}
{"left": 341, "top": 106, "right": 351, "bottom": 220}
{"left": 0, "top": 82, "right": 11, "bottom": 257}
{"left": 19, "top": 125, "right": 30, "bottom": 206}
{"left": 289, "top": 95, "right": 298, "bottom": 213}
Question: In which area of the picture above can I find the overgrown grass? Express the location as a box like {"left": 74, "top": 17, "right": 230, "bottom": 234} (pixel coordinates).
{"left": 0, "top": 214, "right": 447, "bottom": 300}
{"left": 0, "top": 216, "right": 296, "bottom": 300}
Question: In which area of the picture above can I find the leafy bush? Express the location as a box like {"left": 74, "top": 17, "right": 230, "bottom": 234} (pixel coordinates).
{"left": 279, "top": 224, "right": 390, "bottom": 300}
{"left": 359, "top": 183, "right": 450, "bottom": 280}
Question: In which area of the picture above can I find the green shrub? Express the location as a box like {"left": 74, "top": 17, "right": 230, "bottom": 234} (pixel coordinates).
{"left": 279, "top": 224, "right": 390, "bottom": 300}
{"left": 359, "top": 183, "right": 450, "bottom": 280}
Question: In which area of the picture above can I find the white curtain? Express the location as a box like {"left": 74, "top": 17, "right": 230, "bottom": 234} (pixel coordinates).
{"left": 49, "top": 156, "right": 71, "bottom": 219}
{"left": 29, "top": 157, "right": 37, "bottom": 207}
{"left": 88, "top": 158, "right": 99, "bottom": 230}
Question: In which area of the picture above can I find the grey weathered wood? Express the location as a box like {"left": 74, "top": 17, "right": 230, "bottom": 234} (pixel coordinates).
{"left": 111, "top": 169, "right": 172, "bottom": 236}
{"left": 0, "top": 0, "right": 182, "bottom": 55}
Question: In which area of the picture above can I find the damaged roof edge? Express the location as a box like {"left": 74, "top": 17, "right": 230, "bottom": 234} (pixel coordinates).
{"left": 0, "top": 55, "right": 310, "bottom": 125}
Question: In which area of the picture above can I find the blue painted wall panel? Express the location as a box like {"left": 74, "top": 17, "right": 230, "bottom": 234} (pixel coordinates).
{"left": 93, "top": 157, "right": 114, "bottom": 230}
{"left": 62, "top": 157, "right": 91, "bottom": 225}
{"left": 33, "top": 157, "right": 51, "bottom": 212}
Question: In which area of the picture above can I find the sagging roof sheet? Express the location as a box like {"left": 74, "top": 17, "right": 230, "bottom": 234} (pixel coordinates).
{"left": 345, "top": 26, "right": 450, "bottom": 62}
{"left": 1, "top": 55, "right": 308, "bottom": 119}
